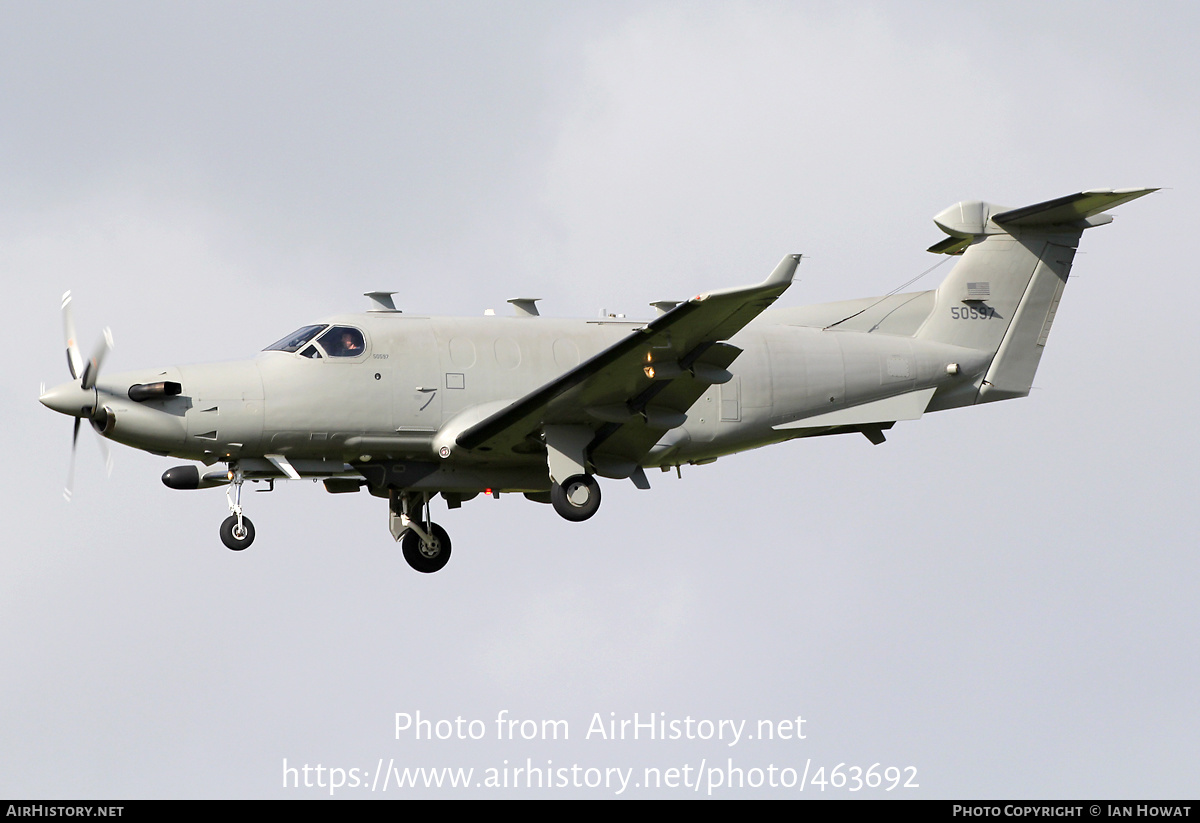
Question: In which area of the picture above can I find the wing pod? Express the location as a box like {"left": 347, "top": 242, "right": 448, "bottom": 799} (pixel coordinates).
{"left": 162, "top": 465, "right": 230, "bottom": 490}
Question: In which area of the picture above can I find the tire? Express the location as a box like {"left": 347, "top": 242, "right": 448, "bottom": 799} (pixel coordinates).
{"left": 551, "top": 474, "right": 601, "bottom": 522}
{"left": 402, "top": 522, "right": 451, "bottom": 573}
{"left": 220, "top": 515, "right": 255, "bottom": 551}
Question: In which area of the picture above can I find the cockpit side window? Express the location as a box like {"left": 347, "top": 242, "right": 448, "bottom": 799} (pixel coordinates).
{"left": 264, "top": 325, "right": 326, "bottom": 353}
{"left": 317, "top": 326, "right": 366, "bottom": 357}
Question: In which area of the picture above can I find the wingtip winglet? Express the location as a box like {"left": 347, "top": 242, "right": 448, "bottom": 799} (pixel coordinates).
{"left": 765, "top": 254, "right": 802, "bottom": 287}
{"left": 693, "top": 254, "right": 801, "bottom": 303}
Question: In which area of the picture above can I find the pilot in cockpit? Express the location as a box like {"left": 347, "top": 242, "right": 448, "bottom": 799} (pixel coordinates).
{"left": 317, "top": 326, "right": 365, "bottom": 357}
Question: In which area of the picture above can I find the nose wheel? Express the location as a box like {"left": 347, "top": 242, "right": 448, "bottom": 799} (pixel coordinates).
{"left": 220, "top": 514, "right": 255, "bottom": 551}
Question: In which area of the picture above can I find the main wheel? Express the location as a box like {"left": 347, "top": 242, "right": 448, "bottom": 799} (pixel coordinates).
{"left": 401, "top": 522, "right": 451, "bottom": 573}
{"left": 551, "top": 474, "right": 601, "bottom": 522}
{"left": 220, "top": 515, "right": 255, "bottom": 551}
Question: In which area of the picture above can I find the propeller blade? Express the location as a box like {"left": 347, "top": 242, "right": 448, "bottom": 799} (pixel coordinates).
{"left": 56, "top": 294, "right": 116, "bottom": 501}
{"left": 61, "top": 291, "right": 83, "bottom": 381}
{"left": 80, "top": 327, "right": 113, "bottom": 391}
{"left": 65, "top": 417, "right": 80, "bottom": 502}
{"left": 94, "top": 428, "right": 113, "bottom": 477}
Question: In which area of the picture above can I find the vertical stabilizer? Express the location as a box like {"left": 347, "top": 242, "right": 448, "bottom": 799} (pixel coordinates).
{"left": 916, "top": 188, "right": 1155, "bottom": 405}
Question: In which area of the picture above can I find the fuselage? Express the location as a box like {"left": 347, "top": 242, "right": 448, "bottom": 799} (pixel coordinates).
{"left": 48, "top": 305, "right": 988, "bottom": 493}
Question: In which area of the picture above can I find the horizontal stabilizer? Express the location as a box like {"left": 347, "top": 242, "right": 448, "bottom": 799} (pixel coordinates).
{"left": 991, "top": 188, "right": 1158, "bottom": 227}
{"left": 772, "top": 388, "right": 936, "bottom": 430}
{"left": 926, "top": 235, "right": 972, "bottom": 255}
{"left": 929, "top": 188, "right": 1157, "bottom": 254}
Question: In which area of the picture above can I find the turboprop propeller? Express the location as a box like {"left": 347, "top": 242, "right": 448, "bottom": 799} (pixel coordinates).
{"left": 40, "top": 291, "right": 114, "bottom": 500}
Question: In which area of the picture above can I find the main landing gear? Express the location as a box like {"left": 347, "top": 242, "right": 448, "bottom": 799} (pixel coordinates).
{"left": 543, "top": 426, "right": 602, "bottom": 523}
{"left": 551, "top": 474, "right": 601, "bottom": 522}
{"left": 390, "top": 491, "right": 452, "bottom": 573}
{"left": 220, "top": 465, "right": 255, "bottom": 551}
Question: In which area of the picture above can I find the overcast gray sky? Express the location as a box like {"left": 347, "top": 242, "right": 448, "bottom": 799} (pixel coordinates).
{"left": 3, "top": 1, "right": 1197, "bottom": 798}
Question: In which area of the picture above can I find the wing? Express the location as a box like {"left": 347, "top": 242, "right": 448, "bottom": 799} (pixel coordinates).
{"left": 455, "top": 255, "right": 801, "bottom": 476}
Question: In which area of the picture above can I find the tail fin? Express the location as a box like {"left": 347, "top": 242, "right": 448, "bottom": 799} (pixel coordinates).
{"left": 916, "top": 188, "right": 1156, "bottom": 404}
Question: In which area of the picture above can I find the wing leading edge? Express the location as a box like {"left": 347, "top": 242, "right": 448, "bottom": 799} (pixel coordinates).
{"left": 454, "top": 256, "right": 801, "bottom": 472}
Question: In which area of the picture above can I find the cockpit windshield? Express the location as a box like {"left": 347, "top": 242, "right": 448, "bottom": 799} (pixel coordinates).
{"left": 263, "top": 325, "right": 325, "bottom": 353}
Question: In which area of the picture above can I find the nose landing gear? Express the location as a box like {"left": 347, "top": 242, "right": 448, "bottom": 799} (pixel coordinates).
{"left": 220, "top": 464, "right": 255, "bottom": 551}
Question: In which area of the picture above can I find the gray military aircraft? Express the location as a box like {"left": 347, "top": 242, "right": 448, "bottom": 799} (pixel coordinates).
{"left": 40, "top": 188, "right": 1154, "bottom": 572}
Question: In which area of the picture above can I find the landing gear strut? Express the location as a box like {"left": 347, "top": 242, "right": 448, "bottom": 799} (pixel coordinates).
{"left": 220, "top": 464, "right": 255, "bottom": 551}
{"left": 390, "top": 491, "right": 452, "bottom": 573}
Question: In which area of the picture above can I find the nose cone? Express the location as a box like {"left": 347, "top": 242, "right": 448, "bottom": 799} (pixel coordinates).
{"left": 39, "top": 381, "right": 94, "bottom": 417}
